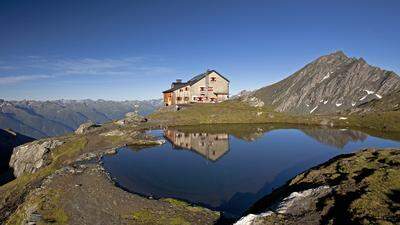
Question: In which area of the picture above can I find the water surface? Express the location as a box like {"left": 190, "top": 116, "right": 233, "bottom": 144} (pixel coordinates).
{"left": 102, "top": 124, "right": 400, "bottom": 217}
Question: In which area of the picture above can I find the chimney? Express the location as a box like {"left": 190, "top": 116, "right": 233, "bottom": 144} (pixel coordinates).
{"left": 171, "top": 79, "right": 182, "bottom": 88}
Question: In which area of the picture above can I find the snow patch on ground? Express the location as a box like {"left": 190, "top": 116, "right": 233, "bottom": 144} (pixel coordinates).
{"left": 360, "top": 95, "right": 367, "bottom": 101}
{"left": 234, "top": 186, "right": 331, "bottom": 225}
{"left": 375, "top": 94, "right": 382, "bottom": 99}
{"left": 365, "top": 90, "right": 375, "bottom": 95}
{"left": 352, "top": 102, "right": 356, "bottom": 107}
{"left": 310, "top": 106, "right": 318, "bottom": 114}
{"left": 339, "top": 117, "right": 348, "bottom": 120}
{"left": 335, "top": 102, "right": 342, "bottom": 107}
{"left": 321, "top": 73, "right": 330, "bottom": 81}
{"left": 324, "top": 100, "right": 328, "bottom": 104}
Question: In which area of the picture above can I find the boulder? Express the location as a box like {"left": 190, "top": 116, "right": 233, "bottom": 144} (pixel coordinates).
{"left": 9, "top": 139, "right": 64, "bottom": 177}
{"left": 242, "top": 96, "right": 265, "bottom": 107}
{"left": 75, "top": 121, "right": 99, "bottom": 134}
{"left": 116, "top": 111, "right": 147, "bottom": 126}
{"left": 100, "top": 130, "right": 125, "bottom": 137}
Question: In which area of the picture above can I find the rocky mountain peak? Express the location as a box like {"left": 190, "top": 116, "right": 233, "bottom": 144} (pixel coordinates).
{"left": 316, "top": 50, "right": 349, "bottom": 63}
{"left": 329, "top": 50, "right": 347, "bottom": 58}
{"left": 252, "top": 52, "right": 400, "bottom": 115}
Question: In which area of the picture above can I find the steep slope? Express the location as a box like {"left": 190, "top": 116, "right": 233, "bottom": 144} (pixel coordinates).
{"left": 0, "top": 99, "right": 162, "bottom": 138}
{"left": 0, "top": 128, "right": 35, "bottom": 185}
{"left": 346, "top": 88, "right": 400, "bottom": 114}
{"left": 253, "top": 51, "right": 400, "bottom": 115}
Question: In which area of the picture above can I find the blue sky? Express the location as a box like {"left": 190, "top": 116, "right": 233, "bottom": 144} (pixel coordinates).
{"left": 0, "top": 0, "right": 399, "bottom": 100}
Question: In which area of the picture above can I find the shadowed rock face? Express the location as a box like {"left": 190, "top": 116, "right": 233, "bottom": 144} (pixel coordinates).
{"left": 0, "top": 128, "right": 35, "bottom": 185}
{"left": 253, "top": 51, "right": 400, "bottom": 115}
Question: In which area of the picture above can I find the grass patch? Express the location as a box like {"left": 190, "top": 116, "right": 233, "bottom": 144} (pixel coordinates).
{"left": 149, "top": 101, "right": 400, "bottom": 133}
{"left": 162, "top": 198, "right": 190, "bottom": 207}
{"left": 130, "top": 209, "right": 191, "bottom": 225}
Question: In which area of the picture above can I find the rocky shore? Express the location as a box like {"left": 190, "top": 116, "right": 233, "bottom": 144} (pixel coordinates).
{"left": 236, "top": 149, "right": 400, "bottom": 225}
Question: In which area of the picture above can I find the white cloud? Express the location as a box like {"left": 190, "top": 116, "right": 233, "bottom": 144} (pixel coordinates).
{"left": 0, "top": 55, "right": 177, "bottom": 84}
{"left": 0, "top": 75, "right": 52, "bottom": 85}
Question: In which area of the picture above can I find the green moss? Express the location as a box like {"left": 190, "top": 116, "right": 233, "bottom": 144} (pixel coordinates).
{"left": 162, "top": 198, "right": 190, "bottom": 207}
{"left": 351, "top": 167, "right": 400, "bottom": 222}
{"left": 169, "top": 217, "right": 191, "bottom": 225}
{"left": 6, "top": 188, "right": 69, "bottom": 225}
{"left": 130, "top": 209, "right": 191, "bottom": 225}
{"left": 131, "top": 210, "right": 155, "bottom": 223}
{"left": 38, "top": 189, "right": 69, "bottom": 224}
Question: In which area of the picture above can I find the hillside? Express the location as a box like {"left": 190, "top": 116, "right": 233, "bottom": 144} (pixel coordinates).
{"left": 346, "top": 88, "right": 400, "bottom": 114}
{"left": 0, "top": 99, "right": 162, "bottom": 138}
{"left": 251, "top": 51, "right": 400, "bottom": 115}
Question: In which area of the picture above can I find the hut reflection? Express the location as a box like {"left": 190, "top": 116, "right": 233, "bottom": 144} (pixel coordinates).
{"left": 164, "top": 129, "right": 229, "bottom": 161}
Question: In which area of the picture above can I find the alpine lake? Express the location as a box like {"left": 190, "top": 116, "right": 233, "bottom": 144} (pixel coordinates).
{"left": 102, "top": 124, "right": 400, "bottom": 218}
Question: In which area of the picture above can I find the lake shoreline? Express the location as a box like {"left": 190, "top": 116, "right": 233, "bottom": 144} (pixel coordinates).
{"left": 1, "top": 112, "right": 399, "bottom": 224}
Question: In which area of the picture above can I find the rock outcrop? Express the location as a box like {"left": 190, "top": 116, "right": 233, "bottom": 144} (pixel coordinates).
{"left": 252, "top": 51, "right": 400, "bottom": 115}
{"left": 74, "top": 122, "right": 100, "bottom": 134}
{"left": 9, "top": 139, "right": 64, "bottom": 177}
{"left": 115, "top": 111, "right": 147, "bottom": 126}
{"left": 235, "top": 186, "right": 332, "bottom": 225}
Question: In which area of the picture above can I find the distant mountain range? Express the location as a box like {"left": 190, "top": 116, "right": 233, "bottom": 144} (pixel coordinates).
{"left": 248, "top": 51, "right": 400, "bottom": 115}
{"left": 0, "top": 99, "right": 163, "bottom": 138}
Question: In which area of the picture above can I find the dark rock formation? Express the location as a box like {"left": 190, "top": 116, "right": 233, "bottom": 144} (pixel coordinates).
{"left": 0, "top": 128, "right": 35, "bottom": 184}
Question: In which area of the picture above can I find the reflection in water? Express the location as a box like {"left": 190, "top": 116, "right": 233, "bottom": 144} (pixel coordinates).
{"left": 300, "top": 128, "right": 368, "bottom": 148}
{"left": 164, "top": 130, "right": 229, "bottom": 161}
{"left": 102, "top": 124, "right": 400, "bottom": 217}
{"left": 164, "top": 125, "right": 370, "bottom": 155}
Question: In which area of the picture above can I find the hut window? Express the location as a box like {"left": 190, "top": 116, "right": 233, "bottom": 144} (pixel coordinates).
{"left": 177, "top": 97, "right": 182, "bottom": 101}
{"left": 185, "top": 87, "right": 188, "bottom": 91}
{"left": 200, "top": 87, "right": 205, "bottom": 91}
{"left": 211, "top": 77, "right": 216, "bottom": 81}
{"left": 184, "top": 97, "right": 189, "bottom": 101}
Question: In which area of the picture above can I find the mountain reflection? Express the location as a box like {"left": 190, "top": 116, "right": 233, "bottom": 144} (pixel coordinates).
{"left": 163, "top": 124, "right": 370, "bottom": 161}
{"left": 300, "top": 128, "right": 368, "bottom": 148}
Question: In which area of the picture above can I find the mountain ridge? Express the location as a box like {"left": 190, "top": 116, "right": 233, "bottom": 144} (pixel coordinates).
{"left": 0, "top": 99, "right": 163, "bottom": 138}
{"left": 251, "top": 51, "right": 400, "bottom": 115}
